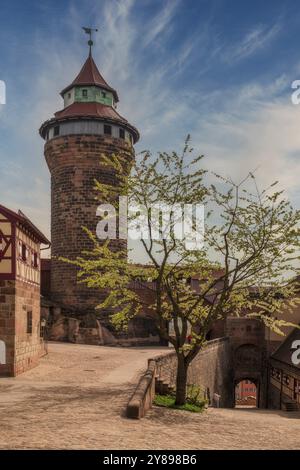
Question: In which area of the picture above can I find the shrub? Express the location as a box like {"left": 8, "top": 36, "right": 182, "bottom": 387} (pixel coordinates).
{"left": 154, "top": 394, "right": 205, "bottom": 413}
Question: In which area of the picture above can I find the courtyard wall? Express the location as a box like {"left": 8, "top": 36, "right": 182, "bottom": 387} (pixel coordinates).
{"left": 154, "top": 337, "right": 234, "bottom": 408}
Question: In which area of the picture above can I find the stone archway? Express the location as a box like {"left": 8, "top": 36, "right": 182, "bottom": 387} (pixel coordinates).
{"left": 0, "top": 340, "right": 6, "bottom": 364}
{"left": 234, "top": 377, "right": 258, "bottom": 407}
{"left": 233, "top": 344, "right": 264, "bottom": 408}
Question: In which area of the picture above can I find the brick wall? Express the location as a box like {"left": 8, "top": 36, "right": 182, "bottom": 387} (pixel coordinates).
{"left": 0, "top": 280, "right": 15, "bottom": 375}
{"left": 44, "top": 134, "right": 134, "bottom": 321}
{"left": 226, "top": 317, "right": 268, "bottom": 407}
{"left": 0, "top": 279, "right": 43, "bottom": 376}
{"left": 14, "top": 279, "right": 42, "bottom": 375}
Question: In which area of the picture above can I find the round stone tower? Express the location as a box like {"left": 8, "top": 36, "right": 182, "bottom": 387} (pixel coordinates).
{"left": 39, "top": 50, "right": 139, "bottom": 320}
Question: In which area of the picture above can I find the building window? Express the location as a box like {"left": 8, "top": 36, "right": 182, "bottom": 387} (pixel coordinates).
{"left": 21, "top": 243, "right": 27, "bottom": 262}
{"left": 68, "top": 92, "right": 71, "bottom": 99}
{"left": 101, "top": 91, "right": 106, "bottom": 98}
{"left": 119, "top": 128, "right": 125, "bottom": 139}
{"left": 284, "top": 375, "right": 290, "bottom": 386}
{"left": 53, "top": 125, "right": 60, "bottom": 137}
{"left": 82, "top": 89, "right": 88, "bottom": 97}
{"left": 104, "top": 124, "right": 112, "bottom": 135}
{"left": 27, "top": 311, "right": 33, "bottom": 334}
{"left": 33, "top": 252, "right": 38, "bottom": 269}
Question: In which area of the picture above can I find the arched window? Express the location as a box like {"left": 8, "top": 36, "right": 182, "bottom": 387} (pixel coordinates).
{"left": 0, "top": 340, "right": 6, "bottom": 364}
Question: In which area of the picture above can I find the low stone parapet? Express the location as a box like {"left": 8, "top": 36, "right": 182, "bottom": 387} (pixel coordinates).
{"left": 126, "top": 359, "right": 157, "bottom": 419}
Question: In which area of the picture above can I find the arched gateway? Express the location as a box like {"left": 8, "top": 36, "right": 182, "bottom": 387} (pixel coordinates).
{"left": 226, "top": 317, "right": 267, "bottom": 408}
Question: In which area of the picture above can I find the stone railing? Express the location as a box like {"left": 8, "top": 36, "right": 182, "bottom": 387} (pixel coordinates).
{"left": 126, "top": 359, "right": 157, "bottom": 419}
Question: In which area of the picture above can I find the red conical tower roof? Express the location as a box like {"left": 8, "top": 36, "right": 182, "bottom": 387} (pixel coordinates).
{"left": 60, "top": 54, "right": 119, "bottom": 102}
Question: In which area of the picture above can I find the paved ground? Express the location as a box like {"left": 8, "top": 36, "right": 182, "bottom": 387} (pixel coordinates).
{"left": 0, "top": 342, "right": 300, "bottom": 450}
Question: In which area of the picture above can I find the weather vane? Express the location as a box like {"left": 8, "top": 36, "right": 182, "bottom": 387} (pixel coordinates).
{"left": 82, "top": 27, "right": 98, "bottom": 55}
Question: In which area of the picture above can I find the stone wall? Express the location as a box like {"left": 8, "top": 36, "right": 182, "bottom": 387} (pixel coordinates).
{"left": 14, "top": 279, "right": 43, "bottom": 375}
{"left": 0, "top": 280, "right": 15, "bottom": 375}
{"left": 127, "top": 359, "right": 157, "bottom": 419}
{"left": 41, "top": 298, "right": 161, "bottom": 346}
{"left": 154, "top": 338, "right": 234, "bottom": 408}
{"left": 44, "top": 134, "right": 134, "bottom": 320}
{"left": 226, "top": 317, "right": 268, "bottom": 407}
{"left": 0, "top": 279, "right": 43, "bottom": 376}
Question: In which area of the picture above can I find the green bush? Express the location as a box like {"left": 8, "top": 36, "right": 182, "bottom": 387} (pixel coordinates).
{"left": 187, "top": 384, "right": 208, "bottom": 407}
{"left": 154, "top": 394, "right": 205, "bottom": 413}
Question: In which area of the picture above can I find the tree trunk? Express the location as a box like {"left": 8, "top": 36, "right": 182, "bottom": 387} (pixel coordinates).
{"left": 175, "top": 353, "right": 188, "bottom": 405}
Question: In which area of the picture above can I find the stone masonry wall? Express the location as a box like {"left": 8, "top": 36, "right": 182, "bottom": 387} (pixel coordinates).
{"left": 226, "top": 317, "right": 267, "bottom": 407}
{"left": 44, "top": 134, "right": 134, "bottom": 326}
{"left": 0, "top": 280, "right": 15, "bottom": 375}
{"left": 14, "top": 279, "right": 42, "bottom": 376}
{"left": 0, "top": 279, "right": 43, "bottom": 376}
{"left": 154, "top": 338, "right": 234, "bottom": 408}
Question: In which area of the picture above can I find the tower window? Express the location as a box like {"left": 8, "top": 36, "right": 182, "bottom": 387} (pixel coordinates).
{"left": 119, "top": 128, "right": 125, "bottom": 139}
{"left": 27, "top": 311, "right": 33, "bottom": 334}
{"left": 82, "top": 89, "right": 88, "bottom": 97}
{"left": 68, "top": 92, "right": 71, "bottom": 99}
{"left": 53, "top": 125, "right": 60, "bottom": 136}
{"left": 104, "top": 124, "right": 112, "bottom": 135}
{"left": 101, "top": 91, "right": 107, "bottom": 98}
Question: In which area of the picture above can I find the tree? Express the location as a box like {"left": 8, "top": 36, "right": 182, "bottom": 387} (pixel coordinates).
{"left": 62, "top": 137, "right": 300, "bottom": 406}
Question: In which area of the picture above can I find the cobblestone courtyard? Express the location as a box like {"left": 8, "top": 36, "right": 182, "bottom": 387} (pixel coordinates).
{"left": 0, "top": 342, "right": 299, "bottom": 450}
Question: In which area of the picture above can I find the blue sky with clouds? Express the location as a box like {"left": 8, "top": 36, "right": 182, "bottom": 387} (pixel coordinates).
{"left": 1, "top": 0, "right": 300, "bottom": 245}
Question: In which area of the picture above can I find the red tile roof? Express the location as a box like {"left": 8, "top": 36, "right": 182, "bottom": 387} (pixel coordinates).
{"left": 54, "top": 102, "right": 127, "bottom": 122}
{"left": 60, "top": 54, "right": 119, "bottom": 102}
{"left": 0, "top": 204, "right": 50, "bottom": 245}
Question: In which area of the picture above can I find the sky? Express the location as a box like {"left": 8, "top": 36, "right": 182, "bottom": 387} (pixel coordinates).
{"left": 1, "top": 0, "right": 300, "bottom": 251}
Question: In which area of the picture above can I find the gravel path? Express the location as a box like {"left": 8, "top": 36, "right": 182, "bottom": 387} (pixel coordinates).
{"left": 0, "top": 342, "right": 299, "bottom": 450}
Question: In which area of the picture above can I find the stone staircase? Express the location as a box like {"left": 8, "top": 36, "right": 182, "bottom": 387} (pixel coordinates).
{"left": 155, "top": 376, "right": 175, "bottom": 395}
{"left": 283, "top": 401, "right": 299, "bottom": 412}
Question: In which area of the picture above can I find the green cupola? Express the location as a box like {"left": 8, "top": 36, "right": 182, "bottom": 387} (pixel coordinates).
{"left": 60, "top": 53, "right": 119, "bottom": 109}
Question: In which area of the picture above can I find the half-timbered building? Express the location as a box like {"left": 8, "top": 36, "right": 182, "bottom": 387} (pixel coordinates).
{"left": 268, "top": 327, "right": 300, "bottom": 411}
{"left": 0, "top": 204, "right": 50, "bottom": 376}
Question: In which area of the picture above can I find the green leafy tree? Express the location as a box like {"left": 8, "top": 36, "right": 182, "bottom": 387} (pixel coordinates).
{"left": 62, "top": 138, "right": 300, "bottom": 406}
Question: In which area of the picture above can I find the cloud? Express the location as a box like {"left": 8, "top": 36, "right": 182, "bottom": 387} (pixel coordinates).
{"left": 191, "top": 80, "right": 300, "bottom": 208}
{"left": 0, "top": 0, "right": 299, "bottom": 265}
{"left": 222, "top": 22, "right": 282, "bottom": 63}
{"left": 142, "top": 0, "right": 180, "bottom": 47}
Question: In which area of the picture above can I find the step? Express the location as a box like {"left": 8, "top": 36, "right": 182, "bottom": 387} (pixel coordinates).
{"left": 155, "top": 377, "right": 174, "bottom": 395}
{"left": 284, "top": 402, "right": 299, "bottom": 411}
